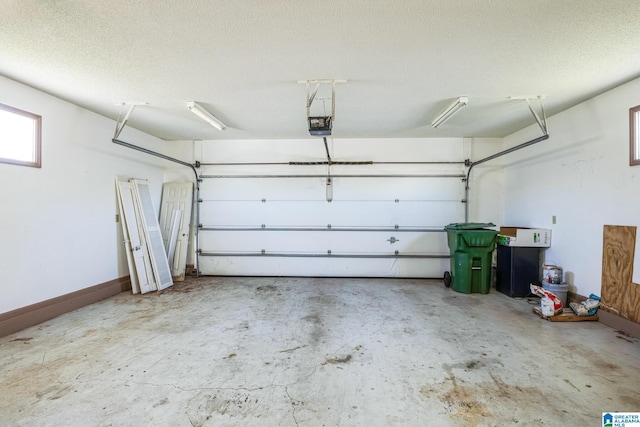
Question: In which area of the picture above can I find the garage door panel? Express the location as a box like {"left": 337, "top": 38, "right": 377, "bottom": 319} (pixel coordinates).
{"left": 324, "top": 231, "right": 447, "bottom": 254}
{"left": 199, "top": 176, "right": 465, "bottom": 202}
{"left": 390, "top": 202, "right": 464, "bottom": 226}
{"left": 330, "top": 177, "right": 464, "bottom": 200}
{"left": 199, "top": 177, "right": 326, "bottom": 200}
{"left": 199, "top": 231, "right": 333, "bottom": 253}
{"left": 199, "top": 201, "right": 334, "bottom": 226}
{"left": 200, "top": 201, "right": 462, "bottom": 228}
{"left": 199, "top": 256, "right": 449, "bottom": 278}
{"left": 199, "top": 230, "right": 448, "bottom": 254}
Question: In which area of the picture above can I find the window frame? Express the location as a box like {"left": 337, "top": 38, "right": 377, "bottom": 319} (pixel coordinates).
{"left": 630, "top": 104, "right": 640, "bottom": 166}
{"left": 0, "top": 102, "right": 42, "bottom": 168}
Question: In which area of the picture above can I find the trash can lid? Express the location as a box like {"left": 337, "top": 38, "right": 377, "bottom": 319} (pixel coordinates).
{"left": 445, "top": 222, "right": 496, "bottom": 230}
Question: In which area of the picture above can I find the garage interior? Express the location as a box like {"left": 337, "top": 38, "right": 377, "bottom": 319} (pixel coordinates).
{"left": 1, "top": 2, "right": 639, "bottom": 426}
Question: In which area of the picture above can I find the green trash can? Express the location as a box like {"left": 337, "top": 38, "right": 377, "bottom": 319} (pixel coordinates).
{"left": 444, "top": 223, "right": 498, "bottom": 294}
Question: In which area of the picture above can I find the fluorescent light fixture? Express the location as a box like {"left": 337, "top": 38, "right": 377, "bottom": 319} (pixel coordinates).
{"left": 431, "top": 96, "right": 468, "bottom": 128}
{"left": 187, "top": 101, "right": 227, "bottom": 131}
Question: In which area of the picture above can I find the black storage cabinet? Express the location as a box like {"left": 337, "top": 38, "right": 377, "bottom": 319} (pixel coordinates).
{"left": 496, "top": 245, "right": 541, "bottom": 297}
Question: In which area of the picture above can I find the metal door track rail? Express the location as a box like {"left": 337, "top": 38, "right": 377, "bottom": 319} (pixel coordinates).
{"left": 198, "top": 251, "right": 449, "bottom": 259}
{"left": 466, "top": 134, "right": 550, "bottom": 173}
{"left": 112, "top": 138, "right": 198, "bottom": 180}
{"left": 290, "top": 161, "right": 373, "bottom": 165}
{"left": 199, "top": 199, "right": 462, "bottom": 203}
{"left": 199, "top": 173, "right": 466, "bottom": 179}
{"left": 199, "top": 225, "right": 446, "bottom": 232}
{"left": 199, "top": 161, "right": 466, "bottom": 166}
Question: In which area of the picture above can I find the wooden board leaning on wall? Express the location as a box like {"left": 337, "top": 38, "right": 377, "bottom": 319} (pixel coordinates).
{"left": 601, "top": 225, "right": 640, "bottom": 323}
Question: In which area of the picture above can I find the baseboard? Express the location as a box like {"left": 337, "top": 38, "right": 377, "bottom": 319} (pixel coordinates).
{"left": 0, "top": 276, "right": 131, "bottom": 338}
{"left": 597, "top": 309, "right": 640, "bottom": 339}
{"left": 569, "top": 291, "right": 639, "bottom": 339}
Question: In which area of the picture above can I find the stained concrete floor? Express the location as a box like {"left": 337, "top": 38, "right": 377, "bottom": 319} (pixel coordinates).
{"left": 0, "top": 277, "right": 638, "bottom": 426}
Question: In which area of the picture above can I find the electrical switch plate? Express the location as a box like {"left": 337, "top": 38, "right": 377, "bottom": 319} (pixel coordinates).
{"left": 552, "top": 215, "right": 556, "bottom": 224}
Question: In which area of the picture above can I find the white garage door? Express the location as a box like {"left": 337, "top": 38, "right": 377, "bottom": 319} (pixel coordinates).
{"left": 196, "top": 138, "right": 467, "bottom": 278}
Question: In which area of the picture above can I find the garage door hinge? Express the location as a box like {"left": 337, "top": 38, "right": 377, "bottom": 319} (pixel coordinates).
{"left": 461, "top": 199, "right": 467, "bottom": 203}
{"left": 198, "top": 198, "right": 203, "bottom": 203}
{"left": 194, "top": 161, "right": 201, "bottom": 168}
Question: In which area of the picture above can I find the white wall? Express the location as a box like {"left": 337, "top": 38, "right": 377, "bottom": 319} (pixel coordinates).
{"left": 501, "top": 77, "right": 640, "bottom": 297}
{"left": 0, "top": 76, "right": 166, "bottom": 314}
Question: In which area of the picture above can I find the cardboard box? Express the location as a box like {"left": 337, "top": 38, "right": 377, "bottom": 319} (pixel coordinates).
{"left": 498, "top": 226, "right": 551, "bottom": 247}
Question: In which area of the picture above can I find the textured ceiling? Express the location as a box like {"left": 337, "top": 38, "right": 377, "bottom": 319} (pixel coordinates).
{"left": 1, "top": 1, "right": 640, "bottom": 141}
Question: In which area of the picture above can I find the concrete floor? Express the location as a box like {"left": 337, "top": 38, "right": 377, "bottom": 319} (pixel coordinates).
{"left": 0, "top": 277, "right": 638, "bottom": 426}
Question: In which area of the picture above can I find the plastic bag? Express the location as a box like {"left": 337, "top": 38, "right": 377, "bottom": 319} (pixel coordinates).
{"left": 530, "top": 284, "right": 563, "bottom": 315}
{"left": 569, "top": 293, "right": 600, "bottom": 316}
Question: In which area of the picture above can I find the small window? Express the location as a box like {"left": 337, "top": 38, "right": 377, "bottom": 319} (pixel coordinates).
{"left": 0, "top": 103, "right": 41, "bottom": 168}
{"left": 631, "top": 104, "right": 640, "bottom": 166}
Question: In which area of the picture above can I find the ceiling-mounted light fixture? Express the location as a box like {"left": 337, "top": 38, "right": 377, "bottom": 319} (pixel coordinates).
{"left": 187, "top": 101, "right": 227, "bottom": 131}
{"left": 431, "top": 96, "right": 468, "bottom": 128}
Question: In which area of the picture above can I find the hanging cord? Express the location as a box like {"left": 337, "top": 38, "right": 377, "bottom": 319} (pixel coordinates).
{"left": 525, "top": 97, "right": 548, "bottom": 135}
{"left": 306, "top": 81, "right": 309, "bottom": 118}
{"left": 323, "top": 136, "right": 332, "bottom": 164}
{"left": 331, "top": 81, "right": 336, "bottom": 121}
{"left": 114, "top": 103, "right": 138, "bottom": 139}
{"left": 306, "top": 82, "right": 320, "bottom": 118}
